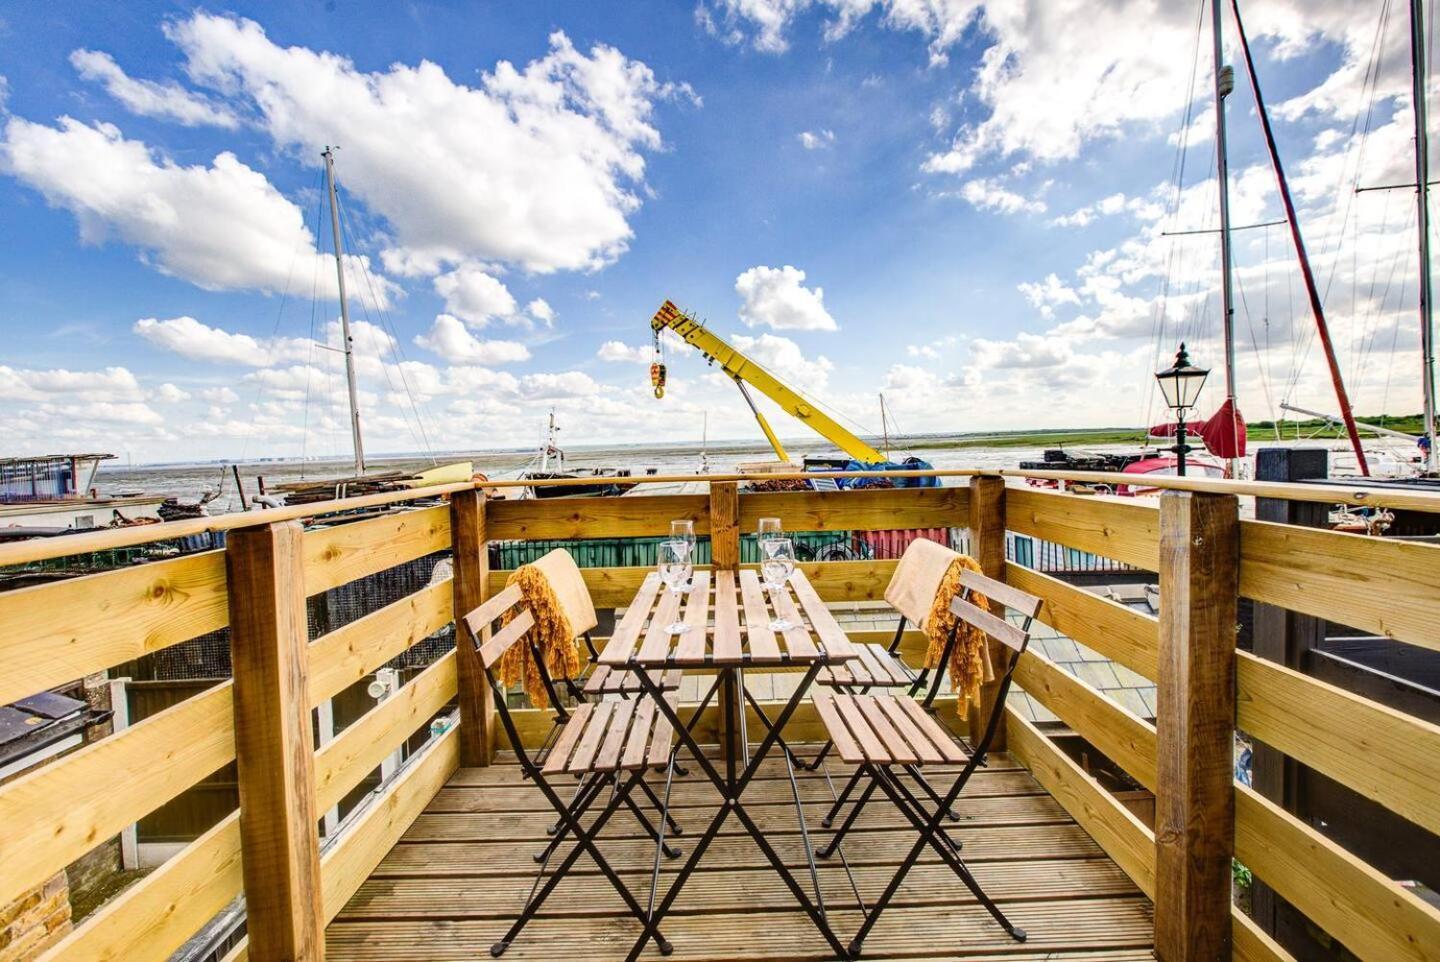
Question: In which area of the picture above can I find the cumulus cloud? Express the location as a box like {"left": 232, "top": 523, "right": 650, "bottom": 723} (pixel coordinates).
{"left": 972, "top": 331, "right": 1072, "bottom": 369}
{"left": 699, "top": 0, "right": 980, "bottom": 65}
{"left": 167, "top": 14, "right": 691, "bottom": 274}
{"left": 598, "top": 340, "right": 652, "bottom": 363}
{"left": 134, "top": 316, "right": 308, "bottom": 367}
{"left": 0, "top": 365, "right": 145, "bottom": 402}
{"left": 70, "top": 49, "right": 239, "bottom": 128}
{"left": 413, "top": 314, "right": 531, "bottom": 365}
{"left": 433, "top": 265, "right": 517, "bottom": 327}
{"left": 154, "top": 382, "right": 191, "bottom": 403}
{"left": 798, "top": 128, "right": 835, "bottom": 149}
{"left": 735, "top": 265, "right": 838, "bottom": 331}
{"left": 731, "top": 332, "right": 834, "bottom": 393}
{"left": 526, "top": 298, "right": 556, "bottom": 325}
{"left": 947, "top": 177, "right": 1046, "bottom": 215}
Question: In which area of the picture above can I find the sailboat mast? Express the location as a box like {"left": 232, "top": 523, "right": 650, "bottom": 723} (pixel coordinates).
{"left": 323, "top": 147, "right": 366, "bottom": 476}
{"left": 1411, "top": 0, "right": 1438, "bottom": 474}
{"left": 879, "top": 393, "right": 891, "bottom": 460}
{"left": 1211, "top": 0, "right": 1240, "bottom": 474}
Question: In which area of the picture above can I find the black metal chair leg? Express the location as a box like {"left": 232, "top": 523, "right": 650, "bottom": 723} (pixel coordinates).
{"left": 903, "top": 763, "right": 961, "bottom": 822}
{"left": 635, "top": 775, "right": 684, "bottom": 836}
{"left": 821, "top": 766, "right": 866, "bottom": 829}
{"left": 801, "top": 737, "right": 833, "bottom": 771}
{"left": 818, "top": 768, "right": 880, "bottom": 859}
{"left": 617, "top": 775, "right": 682, "bottom": 859}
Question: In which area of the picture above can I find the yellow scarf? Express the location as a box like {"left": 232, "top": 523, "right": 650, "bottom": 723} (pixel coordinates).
{"left": 497, "top": 564, "right": 582, "bottom": 709}
{"left": 922, "top": 555, "right": 995, "bottom": 714}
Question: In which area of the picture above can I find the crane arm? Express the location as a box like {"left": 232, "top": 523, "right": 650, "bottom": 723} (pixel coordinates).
{"left": 651, "top": 300, "right": 885, "bottom": 464}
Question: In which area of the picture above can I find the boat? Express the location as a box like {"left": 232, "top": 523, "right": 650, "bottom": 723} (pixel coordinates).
{"left": 0, "top": 453, "right": 166, "bottom": 536}
{"left": 519, "top": 411, "right": 648, "bottom": 499}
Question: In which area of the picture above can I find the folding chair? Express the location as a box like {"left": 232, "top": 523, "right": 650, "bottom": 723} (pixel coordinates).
{"left": 808, "top": 538, "right": 970, "bottom": 828}
{"left": 463, "top": 588, "right": 682, "bottom": 958}
{"left": 810, "top": 568, "right": 1043, "bottom": 956}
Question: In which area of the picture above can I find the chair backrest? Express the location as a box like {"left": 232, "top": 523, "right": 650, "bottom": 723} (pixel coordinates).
{"left": 947, "top": 569, "right": 1043, "bottom": 761}
{"left": 883, "top": 537, "right": 961, "bottom": 626}
{"left": 462, "top": 583, "right": 535, "bottom": 670}
{"left": 529, "top": 548, "right": 599, "bottom": 636}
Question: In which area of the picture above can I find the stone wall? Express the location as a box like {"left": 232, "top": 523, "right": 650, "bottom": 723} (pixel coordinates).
{"left": 0, "top": 872, "right": 71, "bottom": 962}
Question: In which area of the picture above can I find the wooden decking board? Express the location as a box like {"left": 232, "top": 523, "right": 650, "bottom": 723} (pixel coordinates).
{"left": 428, "top": 769, "right": 1042, "bottom": 812}
{"left": 329, "top": 750, "right": 1153, "bottom": 961}
{"left": 378, "top": 824, "right": 1109, "bottom": 876}
{"left": 326, "top": 898, "right": 1154, "bottom": 961}
{"left": 338, "top": 857, "right": 1139, "bottom": 920}
{"left": 398, "top": 793, "right": 1071, "bottom": 843}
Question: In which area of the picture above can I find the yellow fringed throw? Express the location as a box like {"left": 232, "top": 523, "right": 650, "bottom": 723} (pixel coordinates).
{"left": 922, "top": 555, "right": 996, "bottom": 715}
{"left": 497, "top": 564, "right": 583, "bottom": 709}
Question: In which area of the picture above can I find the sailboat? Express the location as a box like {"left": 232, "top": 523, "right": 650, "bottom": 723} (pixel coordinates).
{"left": 518, "top": 410, "right": 647, "bottom": 499}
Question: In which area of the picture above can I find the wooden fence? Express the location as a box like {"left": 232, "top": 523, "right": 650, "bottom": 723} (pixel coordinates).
{"left": 0, "top": 472, "right": 1436, "bottom": 962}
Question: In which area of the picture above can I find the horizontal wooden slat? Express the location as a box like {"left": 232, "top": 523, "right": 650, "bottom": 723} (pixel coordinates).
{"left": 487, "top": 494, "right": 709, "bottom": 540}
{"left": 303, "top": 506, "right": 451, "bottom": 596}
{"left": 1006, "top": 710, "right": 1156, "bottom": 898}
{"left": 738, "top": 486, "right": 968, "bottom": 533}
{"left": 316, "top": 652, "right": 458, "bottom": 812}
{"left": 1240, "top": 520, "right": 1440, "bottom": 653}
{"left": 39, "top": 812, "right": 242, "bottom": 962}
{"left": 0, "top": 682, "right": 234, "bottom": 909}
{"left": 1237, "top": 652, "right": 1440, "bottom": 836}
{"left": 1013, "top": 652, "right": 1157, "bottom": 791}
{"left": 486, "top": 559, "right": 900, "bottom": 607}
{"left": 1006, "top": 488, "right": 1159, "bottom": 570}
{"left": 322, "top": 727, "right": 461, "bottom": 922}
{"left": 1235, "top": 783, "right": 1440, "bottom": 962}
{"left": 1234, "top": 910, "right": 1299, "bottom": 962}
{"left": 1004, "top": 563, "right": 1159, "bottom": 680}
{"left": 0, "top": 551, "right": 227, "bottom": 706}
{"left": 308, "top": 580, "right": 454, "bottom": 707}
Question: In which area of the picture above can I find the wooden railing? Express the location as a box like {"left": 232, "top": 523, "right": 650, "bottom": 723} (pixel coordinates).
{"left": 0, "top": 471, "right": 1437, "bottom": 962}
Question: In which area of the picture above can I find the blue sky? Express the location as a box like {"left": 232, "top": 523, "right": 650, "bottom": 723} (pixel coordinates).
{"left": 0, "top": 1, "right": 1427, "bottom": 462}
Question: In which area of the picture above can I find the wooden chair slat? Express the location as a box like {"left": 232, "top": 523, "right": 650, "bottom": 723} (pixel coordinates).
{"left": 832, "top": 693, "right": 887, "bottom": 764}
{"left": 853, "top": 695, "right": 920, "bottom": 765}
{"left": 949, "top": 595, "right": 1028, "bottom": 652}
{"left": 567, "top": 701, "right": 614, "bottom": 773}
{"left": 621, "top": 697, "right": 657, "bottom": 770}
{"left": 710, "top": 571, "right": 742, "bottom": 664}
{"left": 874, "top": 695, "right": 944, "bottom": 764}
{"left": 462, "top": 583, "right": 525, "bottom": 641}
{"left": 811, "top": 691, "right": 864, "bottom": 765}
{"left": 673, "top": 571, "right": 712, "bottom": 664}
{"left": 959, "top": 568, "right": 1042, "bottom": 619}
{"left": 739, "top": 569, "right": 782, "bottom": 664}
{"left": 594, "top": 698, "right": 636, "bottom": 771}
{"left": 646, "top": 695, "right": 678, "bottom": 768}
{"left": 542, "top": 701, "right": 594, "bottom": 775}
{"left": 893, "top": 695, "right": 968, "bottom": 764}
{"left": 477, "top": 609, "right": 535, "bottom": 669}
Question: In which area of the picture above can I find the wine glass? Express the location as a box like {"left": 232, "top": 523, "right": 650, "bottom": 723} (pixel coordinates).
{"left": 670, "top": 520, "right": 696, "bottom": 585}
{"left": 658, "top": 539, "right": 692, "bottom": 634}
{"left": 761, "top": 537, "right": 796, "bottom": 631}
{"left": 757, "top": 517, "right": 783, "bottom": 544}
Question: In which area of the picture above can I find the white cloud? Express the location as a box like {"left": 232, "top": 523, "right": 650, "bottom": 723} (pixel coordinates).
{"left": 699, "top": 0, "right": 811, "bottom": 52}
{"left": 598, "top": 340, "right": 652, "bottom": 364}
{"left": 735, "top": 264, "right": 838, "bottom": 331}
{"left": 798, "top": 128, "right": 835, "bottom": 149}
{"left": 134, "top": 316, "right": 308, "bottom": 367}
{"left": 154, "top": 382, "right": 191, "bottom": 403}
{"left": 526, "top": 298, "right": 556, "bottom": 325}
{"left": 971, "top": 331, "right": 1072, "bottom": 369}
{"left": 521, "top": 371, "right": 600, "bottom": 398}
{"left": 0, "top": 116, "right": 396, "bottom": 299}
{"left": 949, "top": 177, "right": 1045, "bottom": 215}
{"left": 168, "top": 14, "right": 691, "bottom": 274}
{"left": 70, "top": 49, "right": 239, "bottom": 128}
{"left": 413, "top": 314, "right": 531, "bottom": 365}
{"left": 201, "top": 386, "right": 239, "bottom": 404}
{"left": 0, "top": 365, "right": 145, "bottom": 402}
{"left": 700, "top": 0, "right": 981, "bottom": 65}
{"left": 1017, "top": 273, "right": 1081, "bottom": 319}
{"left": 433, "top": 266, "right": 517, "bottom": 327}
{"left": 731, "top": 333, "right": 834, "bottom": 393}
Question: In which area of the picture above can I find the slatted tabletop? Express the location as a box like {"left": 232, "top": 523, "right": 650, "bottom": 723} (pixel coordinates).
{"left": 598, "top": 568, "right": 859, "bottom": 669}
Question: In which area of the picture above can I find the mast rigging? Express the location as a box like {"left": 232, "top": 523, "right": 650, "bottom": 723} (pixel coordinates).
{"left": 323, "top": 146, "right": 366, "bottom": 476}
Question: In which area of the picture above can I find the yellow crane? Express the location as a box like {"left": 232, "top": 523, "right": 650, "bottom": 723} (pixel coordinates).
{"left": 649, "top": 299, "right": 886, "bottom": 464}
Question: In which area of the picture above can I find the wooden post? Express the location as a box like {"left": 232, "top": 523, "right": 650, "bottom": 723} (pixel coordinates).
{"left": 710, "top": 481, "right": 740, "bottom": 570}
{"left": 710, "top": 481, "right": 741, "bottom": 761}
{"left": 1249, "top": 448, "right": 1325, "bottom": 938}
{"left": 966, "top": 475, "right": 1008, "bottom": 748}
{"left": 226, "top": 521, "right": 325, "bottom": 962}
{"left": 450, "top": 488, "right": 495, "bottom": 766}
{"left": 1155, "top": 491, "right": 1239, "bottom": 962}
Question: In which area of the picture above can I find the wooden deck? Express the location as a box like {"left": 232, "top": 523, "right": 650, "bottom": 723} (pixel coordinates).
{"left": 326, "top": 747, "right": 1156, "bottom": 961}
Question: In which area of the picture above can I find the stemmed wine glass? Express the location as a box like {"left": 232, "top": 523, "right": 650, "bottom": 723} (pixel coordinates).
{"left": 670, "top": 519, "right": 696, "bottom": 581}
{"left": 658, "top": 539, "right": 693, "bottom": 634}
{"left": 757, "top": 517, "right": 783, "bottom": 546}
{"left": 761, "top": 537, "right": 796, "bottom": 631}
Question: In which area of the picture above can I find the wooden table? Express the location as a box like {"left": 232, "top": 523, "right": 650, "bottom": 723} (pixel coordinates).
{"left": 599, "top": 567, "right": 858, "bottom": 962}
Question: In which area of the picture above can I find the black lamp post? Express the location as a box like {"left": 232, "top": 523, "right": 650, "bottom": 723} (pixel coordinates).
{"left": 1155, "top": 343, "right": 1210, "bottom": 476}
